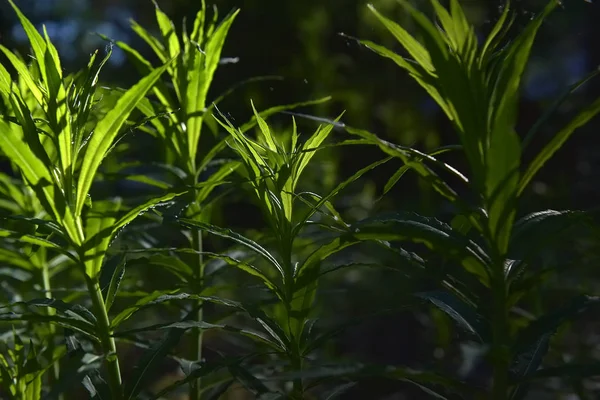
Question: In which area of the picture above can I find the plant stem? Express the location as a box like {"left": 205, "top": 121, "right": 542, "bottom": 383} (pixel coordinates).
{"left": 491, "top": 263, "right": 510, "bottom": 400}
{"left": 87, "top": 277, "right": 123, "bottom": 400}
{"left": 291, "top": 350, "right": 304, "bottom": 397}
{"left": 41, "top": 259, "right": 63, "bottom": 400}
{"left": 190, "top": 227, "right": 205, "bottom": 400}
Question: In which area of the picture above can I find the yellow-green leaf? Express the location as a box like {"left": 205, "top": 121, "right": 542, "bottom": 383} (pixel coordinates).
{"left": 75, "top": 61, "right": 172, "bottom": 217}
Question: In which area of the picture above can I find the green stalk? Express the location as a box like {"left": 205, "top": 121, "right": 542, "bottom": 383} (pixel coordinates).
{"left": 490, "top": 260, "right": 510, "bottom": 400}
{"left": 190, "top": 227, "right": 205, "bottom": 400}
{"left": 87, "top": 276, "right": 123, "bottom": 400}
{"left": 41, "top": 260, "right": 61, "bottom": 396}
{"left": 290, "top": 347, "right": 304, "bottom": 398}
{"left": 281, "top": 231, "right": 304, "bottom": 397}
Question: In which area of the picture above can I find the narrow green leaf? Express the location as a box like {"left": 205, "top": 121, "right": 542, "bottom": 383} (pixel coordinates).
{"left": 238, "top": 97, "right": 332, "bottom": 133}
{"left": 0, "top": 312, "right": 96, "bottom": 341}
{"left": 75, "top": 61, "right": 172, "bottom": 217}
{"left": 489, "top": 0, "right": 556, "bottom": 139}
{"left": 124, "top": 316, "right": 188, "bottom": 400}
{"left": 416, "top": 290, "right": 490, "bottom": 342}
{"left": 351, "top": 212, "right": 491, "bottom": 286}
{"left": 150, "top": 357, "right": 236, "bottom": 400}
{"left": 130, "top": 19, "right": 167, "bottom": 63}
{"left": 509, "top": 333, "right": 551, "bottom": 400}
{"left": 83, "top": 198, "right": 122, "bottom": 278}
{"left": 344, "top": 125, "right": 466, "bottom": 203}
{"left": 175, "top": 219, "right": 285, "bottom": 280}
{"left": 295, "top": 156, "right": 392, "bottom": 237}
{"left": 102, "top": 256, "right": 126, "bottom": 313}
{"left": 295, "top": 235, "right": 360, "bottom": 287}
{"left": 509, "top": 210, "right": 586, "bottom": 265}
{"left": 186, "top": 9, "right": 240, "bottom": 163}
{"left": 0, "top": 47, "right": 44, "bottom": 105}
{"left": 293, "top": 114, "right": 342, "bottom": 191}
{"left": 250, "top": 100, "right": 277, "bottom": 152}
{"left": 485, "top": 128, "right": 520, "bottom": 256}
{"left": 0, "top": 229, "right": 76, "bottom": 261}
{"left": 110, "top": 289, "right": 179, "bottom": 328}
{"left": 0, "top": 121, "right": 57, "bottom": 223}
{"left": 367, "top": 4, "right": 434, "bottom": 73}
{"left": 514, "top": 295, "right": 600, "bottom": 355}
{"left": 519, "top": 96, "right": 600, "bottom": 195}
{"left": 112, "top": 191, "right": 184, "bottom": 237}
{"left": 7, "top": 0, "right": 54, "bottom": 90}
{"left": 152, "top": 0, "right": 181, "bottom": 58}
{"left": 522, "top": 67, "right": 600, "bottom": 150}
{"left": 479, "top": 0, "right": 513, "bottom": 69}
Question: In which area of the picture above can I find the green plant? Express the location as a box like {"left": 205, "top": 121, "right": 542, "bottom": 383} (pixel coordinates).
{"left": 330, "top": 0, "right": 600, "bottom": 398}
{"left": 1, "top": 0, "right": 599, "bottom": 398}
{"left": 0, "top": 0, "right": 177, "bottom": 397}
{"left": 99, "top": 3, "right": 333, "bottom": 399}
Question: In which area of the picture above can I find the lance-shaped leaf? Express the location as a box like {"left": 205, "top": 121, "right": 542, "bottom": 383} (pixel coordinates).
{"left": 509, "top": 210, "right": 587, "bottom": 267}
{"left": 185, "top": 9, "right": 240, "bottom": 164}
{"left": 0, "top": 120, "right": 58, "bottom": 220}
{"left": 519, "top": 95, "right": 600, "bottom": 195}
{"left": 174, "top": 219, "right": 285, "bottom": 281}
{"left": 0, "top": 298, "right": 98, "bottom": 340}
{"left": 83, "top": 199, "right": 122, "bottom": 279}
{"left": 510, "top": 294, "right": 600, "bottom": 397}
{"left": 75, "top": 60, "right": 173, "bottom": 217}
{"left": 0, "top": 47, "right": 44, "bottom": 105}
{"left": 350, "top": 212, "right": 491, "bottom": 286}
{"left": 485, "top": 1, "right": 556, "bottom": 256}
{"left": 152, "top": 0, "right": 181, "bottom": 59}
{"left": 270, "top": 362, "right": 483, "bottom": 398}
{"left": 416, "top": 290, "right": 490, "bottom": 342}
{"left": 344, "top": 125, "right": 467, "bottom": 204}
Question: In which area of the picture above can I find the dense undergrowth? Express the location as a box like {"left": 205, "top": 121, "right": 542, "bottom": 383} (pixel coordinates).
{"left": 1, "top": 0, "right": 600, "bottom": 399}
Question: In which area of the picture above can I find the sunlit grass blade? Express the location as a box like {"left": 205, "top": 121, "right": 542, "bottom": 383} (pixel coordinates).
{"left": 190, "top": 0, "right": 208, "bottom": 46}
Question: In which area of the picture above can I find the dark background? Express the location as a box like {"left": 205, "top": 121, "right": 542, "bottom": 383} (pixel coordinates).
{"left": 1, "top": 0, "right": 599, "bottom": 398}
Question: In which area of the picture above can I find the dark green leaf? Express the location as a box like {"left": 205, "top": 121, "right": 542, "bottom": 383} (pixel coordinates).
{"left": 416, "top": 290, "right": 490, "bottom": 342}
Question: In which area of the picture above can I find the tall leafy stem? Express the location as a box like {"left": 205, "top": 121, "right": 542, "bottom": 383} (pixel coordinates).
{"left": 0, "top": 1, "right": 181, "bottom": 398}
{"left": 351, "top": 0, "right": 600, "bottom": 398}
